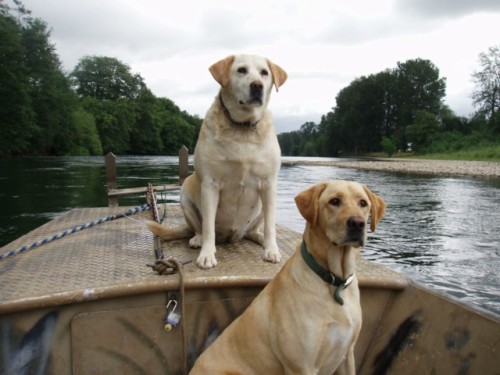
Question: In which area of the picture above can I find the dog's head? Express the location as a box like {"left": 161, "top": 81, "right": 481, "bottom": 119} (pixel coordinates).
{"left": 295, "top": 180, "right": 386, "bottom": 247}
{"left": 209, "top": 54, "right": 287, "bottom": 110}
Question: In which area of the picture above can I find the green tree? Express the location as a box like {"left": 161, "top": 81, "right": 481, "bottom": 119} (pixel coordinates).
{"left": 71, "top": 56, "right": 145, "bottom": 100}
{"left": 471, "top": 45, "right": 500, "bottom": 131}
{"left": 22, "top": 17, "right": 77, "bottom": 154}
{"left": 325, "top": 73, "right": 387, "bottom": 154}
{"left": 407, "top": 110, "right": 440, "bottom": 153}
{"left": 0, "top": 2, "right": 36, "bottom": 155}
{"left": 302, "top": 141, "right": 318, "bottom": 156}
{"left": 68, "top": 108, "right": 103, "bottom": 155}
{"left": 277, "top": 130, "right": 303, "bottom": 156}
{"left": 1, "top": 1, "right": 77, "bottom": 155}
{"left": 81, "top": 97, "right": 136, "bottom": 154}
{"left": 157, "top": 98, "right": 196, "bottom": 154}
{"left": 280, "top": 59, "right": 446, "bottom": 156}
{"left": 380, "top": 136, "right": 397, "bottom": 157}
{"left": 130, "top": 89, "right": 164, "bottom": 155}
{"left": 298, "top": 122, "right": 319, "bottom": 155}
{"left": 392, "top": 58, "right": 446, "bottom": 150}
{"left": 1, "top": 2, "right": 202, "bottom": 156}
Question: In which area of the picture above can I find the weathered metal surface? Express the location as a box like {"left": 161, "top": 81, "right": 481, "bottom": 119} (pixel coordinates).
{"left": 0, "top": 206, "right": 497, "bottom": 374}
{"left": 358, "top": 283, "right": 500, "bottom": 375}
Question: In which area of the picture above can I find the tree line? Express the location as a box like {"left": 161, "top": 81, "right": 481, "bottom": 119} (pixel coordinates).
{"left": 0, "top": 1, "right": 201, "bottom": 157}
{"left": 278, "top": 47, "right": 500, "bottom": 157}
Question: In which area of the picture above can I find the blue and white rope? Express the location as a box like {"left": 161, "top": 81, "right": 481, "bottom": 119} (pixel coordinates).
{"left": 0, "top": 204, "right": 151, "bottom": 261}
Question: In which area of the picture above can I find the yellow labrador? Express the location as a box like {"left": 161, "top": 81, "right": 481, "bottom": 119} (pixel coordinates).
{"left": 190, "top": 180, "right": 386, "bottom": 374}
{"left": 147, "top": 55, "right": 287, "bottom": 268}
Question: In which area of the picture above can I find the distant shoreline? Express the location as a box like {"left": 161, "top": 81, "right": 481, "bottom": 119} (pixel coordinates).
{"left": 281, "top": 158, "right": 500, "bottom": 178}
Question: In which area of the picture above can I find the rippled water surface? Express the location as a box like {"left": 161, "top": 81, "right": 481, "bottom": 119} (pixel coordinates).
{"left": 1, "top": 156, "right": 499, "bottom": 315}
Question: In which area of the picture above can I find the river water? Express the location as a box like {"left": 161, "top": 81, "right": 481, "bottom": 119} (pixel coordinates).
{"left": 1, "top": 156, "right": 499, "bottom": 315}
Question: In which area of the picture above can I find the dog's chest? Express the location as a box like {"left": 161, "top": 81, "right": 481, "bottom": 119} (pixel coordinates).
{"left": 323, "top": 301, "right": 361, "bottom": 360}
{"left": 200, "top": 136, "right": 280, "bottom": 182}
{"left": 217, "top": 160, "right": 268, "bottom": 207}
{"left": 213, "top": 153, "right": 277, "bottom": 238}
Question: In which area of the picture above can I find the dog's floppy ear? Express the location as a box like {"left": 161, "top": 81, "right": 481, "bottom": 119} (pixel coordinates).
{"left": 363, "top": 185, "right": 386, "bottom": 232}
{"left": 209, "top": 55, "right": 235, "bottom": 87}
{"left": 295, "top": 182, "right": 327, "bottom": 225}
{"left": 267, "top": 60, "right": 287, "bottom": 92}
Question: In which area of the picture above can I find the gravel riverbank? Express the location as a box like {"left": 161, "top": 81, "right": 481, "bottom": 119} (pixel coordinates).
{"left": 282, "top": 158, "right": 500, "bottom": 178}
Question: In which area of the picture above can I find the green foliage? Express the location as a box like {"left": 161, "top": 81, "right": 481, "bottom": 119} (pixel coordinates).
{"left": 302, "top": 141, "right": 318, "bottom": 156}
{"left": 130, "top": 89, "right": 164, "bottom": 155}
{"left": 277, "top": 130, "right": 302, "bottom": 155}
{"left": 279, "top": 58, "right": 468, "bottom": 158}
{"left": 277, "top": 122, "right": 323, "bottom": 156}
{"left": 70, "top": 56, "right": 145, "bottom": 100}
{"left": 392, "top": 59, "right": 446, "bottom": 149}
{"left": 0, "top": 7, "right": 37, "bottom": 155}
{"left": 22, "top": 17, "right": 78, "bottom": 155}
{"left": 68, "top": 108, "right": 103, "bottom": 155}
{"left": 380, "top": 136, "right": 397, "bottom": 157}
{"left": 325, "top": 72, "right": 389, "bottom": 154}
{"left": 406, "top": 110, "right": 440, "bottom": 153}
{"left": 413, "top": 133, "right": 500, "bottom": 161}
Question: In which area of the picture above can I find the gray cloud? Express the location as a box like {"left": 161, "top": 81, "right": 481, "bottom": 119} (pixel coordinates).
{"left": 395, "top": 0, "right": 500, "bottom": 18}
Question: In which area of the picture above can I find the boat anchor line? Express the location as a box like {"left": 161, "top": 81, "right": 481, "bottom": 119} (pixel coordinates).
{"left": 0, "top": 204, "right": 151, "bottom": 261}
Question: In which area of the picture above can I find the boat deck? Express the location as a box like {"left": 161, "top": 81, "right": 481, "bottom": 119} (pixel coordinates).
{"left": 0, "top": 205, "right": 408, "bottom": 315}
{"left": 1, "top": 206, "right": 499, "bottom": 375}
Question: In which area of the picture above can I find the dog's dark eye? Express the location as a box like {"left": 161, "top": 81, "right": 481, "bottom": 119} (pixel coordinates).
{"left": 237, "top": 67, "right": 247, "bottom": 74}
{"left": 261, "top": 69, "right": 269, "bottom": 76}
{"left": 359, "top": 199, "right": 368, "bottom": 208}
{"left": 329, "top": 198, "right": 341, "bottom": 206}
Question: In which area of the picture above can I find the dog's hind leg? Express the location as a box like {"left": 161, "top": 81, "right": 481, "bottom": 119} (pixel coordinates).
{"left": 245, "top": 231, "right": 264, "bottom": 246}
{"left": 181, "top": 197, "right": 203, "bottom": 249}
{"left": 244, "top": 213, "right": 264, "bottom": 245}
{"left": 246, "top": 214, "right": 282, "bottom": 264}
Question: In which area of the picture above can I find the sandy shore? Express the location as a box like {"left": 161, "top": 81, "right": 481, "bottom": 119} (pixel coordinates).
{"left": 282, "top": 158, "right": 500, "bottom": 178}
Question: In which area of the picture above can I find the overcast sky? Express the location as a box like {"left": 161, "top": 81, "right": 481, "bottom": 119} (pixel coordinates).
{"left": 17, "top": 0, "right": 500, "bottom": 133}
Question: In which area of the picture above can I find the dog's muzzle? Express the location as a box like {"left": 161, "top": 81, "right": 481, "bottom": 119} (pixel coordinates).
{"left": 345, "top": 216, "right": 366, "bottom": 245}
{"left": 248, "top": 81, "right": 263, "bottom": 105}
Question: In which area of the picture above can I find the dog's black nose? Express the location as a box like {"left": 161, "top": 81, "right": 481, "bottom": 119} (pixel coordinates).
{"left": 347, "top": 217, "right": 365, "bottom": 230}
{"left": 250, "top": 81, "right": 263, "bottom": 99}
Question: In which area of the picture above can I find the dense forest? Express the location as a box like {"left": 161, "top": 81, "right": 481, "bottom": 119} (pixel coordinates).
{"left": 278, "top": 47, "right": 500, "bottom": 157}
{"left": 1, "top": 2, "right": 499, "bottom": 158}
{"left": 0, "top": 1, "right": 201, "bottom": 157}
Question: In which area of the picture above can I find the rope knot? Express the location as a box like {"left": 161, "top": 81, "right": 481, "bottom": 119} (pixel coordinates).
{"left": 151, "top": 257, "right": 184, "bottom": 276}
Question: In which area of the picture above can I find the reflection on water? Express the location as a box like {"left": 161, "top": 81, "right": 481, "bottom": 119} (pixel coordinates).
{"left": 0, "top": 156, "right": 499, "bottom": 315}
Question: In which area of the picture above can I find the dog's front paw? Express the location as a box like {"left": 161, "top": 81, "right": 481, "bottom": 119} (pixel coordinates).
{"left": 263, "top": 247, "right": 282, "bottom": 263}
{"left": 196, "top": 246, "right": 218, "bottom": 269}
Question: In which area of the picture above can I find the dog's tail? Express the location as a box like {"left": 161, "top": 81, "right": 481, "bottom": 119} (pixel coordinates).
{"left": 145, "top": 220, "right": 193, "bottom": 240}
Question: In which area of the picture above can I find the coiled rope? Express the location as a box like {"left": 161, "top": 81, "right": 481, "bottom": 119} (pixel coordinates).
{"left": 0, "top": 204, "right": 150, "bottom": 261}
{"left": 146, "top": 183, "right": 190, "bottom": 374}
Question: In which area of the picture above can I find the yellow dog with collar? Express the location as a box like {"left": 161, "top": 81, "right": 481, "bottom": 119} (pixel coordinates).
{"left": 190, "top": 180, "right": 386, "bottom": 374}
